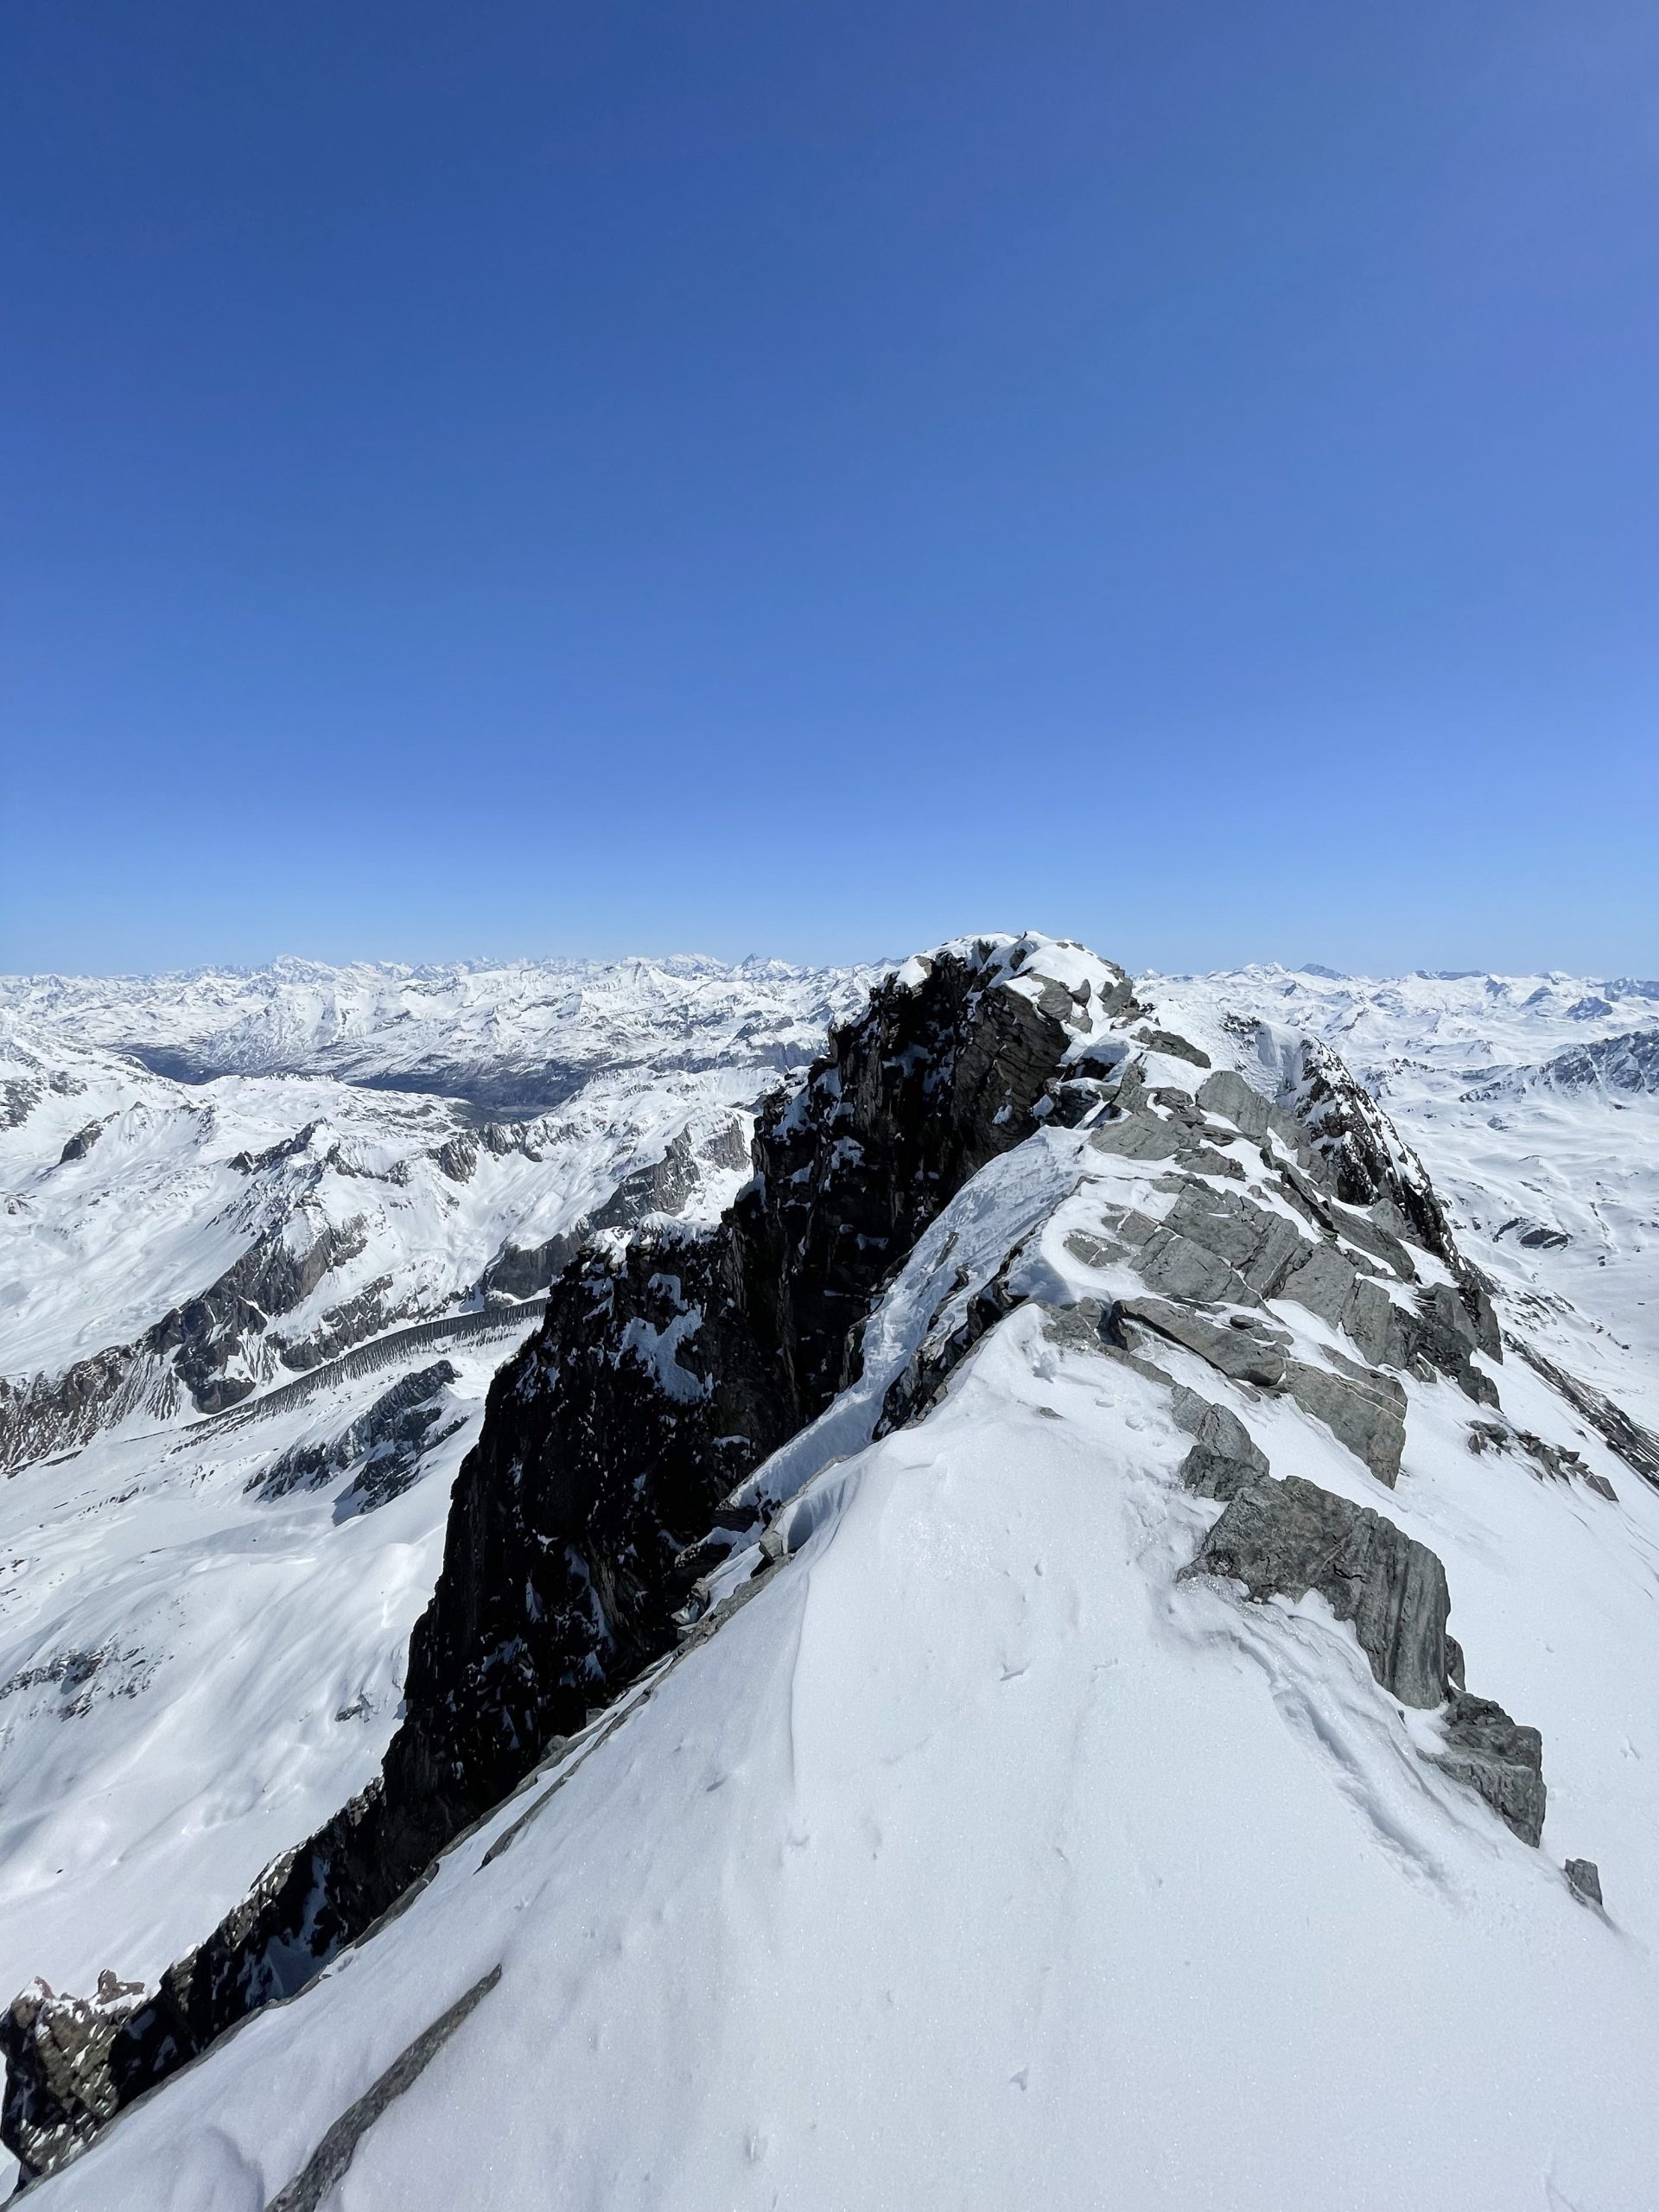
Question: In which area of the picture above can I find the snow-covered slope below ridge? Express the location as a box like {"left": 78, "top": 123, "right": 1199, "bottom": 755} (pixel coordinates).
{"left": 1146, "top": 965, "right": 1659, "bottom": 1428}
{"left": 11, "top": 934, "right": 1659, "bottom": 2211}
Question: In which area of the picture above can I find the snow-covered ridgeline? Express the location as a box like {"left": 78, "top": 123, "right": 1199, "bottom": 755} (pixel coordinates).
{"left": 8, "top": 933, "right": 1658, "bottom": 2209}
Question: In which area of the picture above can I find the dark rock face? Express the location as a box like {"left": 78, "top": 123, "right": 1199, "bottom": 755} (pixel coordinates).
{"left": 56, "top": 1122, "right": 105, "bottom": 1165}
{"left": 0, "top": 1974, "right": 147, "bottom": 2181}
{"left": 1184, "top": 1473, "right": 1546, "bottom": 1842}
{"left": 378, "top": 943, "right": 1113, "bottom": 1875}
{"left": 1, "top": 941, "right": 1128, "bottom": 2184}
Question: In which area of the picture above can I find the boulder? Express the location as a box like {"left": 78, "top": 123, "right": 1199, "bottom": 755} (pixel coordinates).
{"left": 1171, "top": 1388, "right": 1270, "bottom": 1501}
{"left": 1181, "top": 1474, "right": 1449, "bottom": 1707}
{"left": 1436, "top": 1694, "right": 1547, "bottom": 1847}
{"left": 1116, "top": 1298, "right": 1287, "bottom": 1388}
{"left": 1565, "top": 1858, "right": 1604, "bottom": 1908}
{"left": 1130, "top": 1226, "right": 1262, "bottom": 1309}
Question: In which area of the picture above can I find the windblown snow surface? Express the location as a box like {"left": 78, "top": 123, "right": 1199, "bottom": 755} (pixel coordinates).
{"left": 14, "top": 941, "right": 1659, "bottom": 2212}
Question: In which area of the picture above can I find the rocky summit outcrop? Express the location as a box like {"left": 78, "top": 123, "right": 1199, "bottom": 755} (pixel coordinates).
{"left": 1, "top": 933, "right": 1549, "bottom": 2186}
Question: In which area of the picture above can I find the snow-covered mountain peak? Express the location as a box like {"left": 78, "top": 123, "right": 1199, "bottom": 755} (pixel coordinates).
{"left": 8, "top": 934, "right": 1657, "bottom": 2205}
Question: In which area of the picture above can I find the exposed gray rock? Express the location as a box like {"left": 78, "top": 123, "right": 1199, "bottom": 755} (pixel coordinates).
{"left": 1161, "top": 1182, "right": 1306, "bottom": 1298}
{"left": 1186, "top": 1473, "right": 1547, "bottom": 1842}
{"left": 279, "top": 1274, "right": 400, "bottom": 1372}
{"left": 1063, "top": 1230, "right": 1128, "bottom": 1271}
{"left": 0, "top": 1346, "right": 178, "bottom": 1478}
{"left": 1171, "top": 1387, "right": 1270, "bottom": 1500}
{"left": 1130, "top": 1225, "right": 1262, "bottom": 1308}
{"left": 1135, "top": 1028, "right": 1212, "bottom": 1069}
{"left": 1507, "top": 1340, "right": 1659, "bottom": 1491}
{"left": 1436, "top": 1694, "right": 1547, "bottom": 1846}
{"left": 1195, "top": 1067, "right": 1306, "bottom": 1153}
{"left": 1565, "top": 1858, "right": 1604, "bottom": 1908}
{"left": 1341, "top": 1275, "right": 1414, "bottom": 1371}
{"left": 251, "top": 1363, "right": 461, "bottom": 1514}
{"left": 1116, "top": 1297, "right": 1288, "bottom": 1387}
{"left": 1277, "top": 1242, "right": 1364, "bottom": 1332}
{"left": 1323, "top": 1200, "right": 1417, "bottom": 1281}
{"left": 1182, "top": 1474, "right": 1449, "bottom": 1707}
{"left": 1410, "top": 1283, "right": 1499, "bottom": 1406}
{"left": 434, "top": 1133, "right": 479, "bottom": 1183}
{"left": 1088, "top": 1111, "right": 1185, "bottom": 1163}
{"left": 56, "top": 1122, "right": 105, "bottom": 1165}
{"left": 1281, "top": 1355, "right": 1407, "bottom": 1484}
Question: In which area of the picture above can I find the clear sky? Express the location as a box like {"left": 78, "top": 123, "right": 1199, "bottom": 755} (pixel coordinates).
{"left": 3, "top": 0, "right": 1656, "bottom": 978}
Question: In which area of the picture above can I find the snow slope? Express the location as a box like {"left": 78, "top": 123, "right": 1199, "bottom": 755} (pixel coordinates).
{"left": 4, "top": 943, "right": 1656, "bottom": 2207}
{"left": 38, "top": 995, "right": 1659, "bottom": 2211}
{"left": 0, "top": 1339, "right": 523, "bottom": 2004}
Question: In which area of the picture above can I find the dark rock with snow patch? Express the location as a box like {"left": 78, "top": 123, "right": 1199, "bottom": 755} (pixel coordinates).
{"left": 251, "top": 1363, "right": 461, "bottom": 1512}
{"left": 1565, "top": 1858, "right": 1603, "bottom": 1908}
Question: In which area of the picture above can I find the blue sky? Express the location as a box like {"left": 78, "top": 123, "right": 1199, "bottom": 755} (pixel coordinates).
{"left": 3, "top": 0, "right": 1656, "bottom": 976}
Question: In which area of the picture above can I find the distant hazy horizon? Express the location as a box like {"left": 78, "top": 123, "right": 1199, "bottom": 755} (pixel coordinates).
{"left": 3, "top": 944, "right": 1656, "bottom": 991}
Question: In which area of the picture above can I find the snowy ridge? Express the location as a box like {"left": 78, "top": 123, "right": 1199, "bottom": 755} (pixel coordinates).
{"left": 7, "top": 934, "right": 1656, "bottom": 2209}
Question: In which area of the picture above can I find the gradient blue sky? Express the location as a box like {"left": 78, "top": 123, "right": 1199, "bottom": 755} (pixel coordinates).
{"left": 3, "top": 0, "right": 1656, "bottom": 977}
